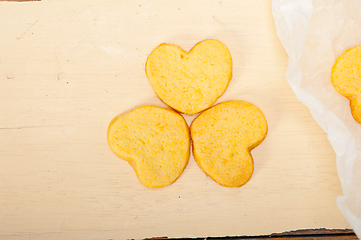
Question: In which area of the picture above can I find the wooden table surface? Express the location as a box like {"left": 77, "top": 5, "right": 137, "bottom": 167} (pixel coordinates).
{"left": 0, "top": 0, "right": 355, "bottom": 239}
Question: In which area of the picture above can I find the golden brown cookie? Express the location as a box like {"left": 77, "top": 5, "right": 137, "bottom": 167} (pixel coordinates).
{"left": 331, "top": 45, "right": 361, "bottom": 124}
{"left": 145, "top": 39, "right": 232, "bottom": 115}
{"left": 107, "top": 106, "right": 190, "bottom": 188}
{"left": 190, "top": 101, "right": 267, "bottom": 187}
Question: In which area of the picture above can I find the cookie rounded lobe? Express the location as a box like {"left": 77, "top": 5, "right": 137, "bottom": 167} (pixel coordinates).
{"left": 190, "top": 101, "right": 268, "bottom": 187}
{"left": 331, "top": 45, "right": 361, "bottom": 124}
{"left": 107, "top": 106, "right": 190, "bottom": 188}
{"left": 145, "top": 39, "right": 232, "bottom": 115}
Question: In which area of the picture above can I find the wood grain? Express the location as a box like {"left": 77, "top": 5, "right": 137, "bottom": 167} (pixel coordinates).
{"left": 0, "top": 0, "right": 352, "bottom": 239}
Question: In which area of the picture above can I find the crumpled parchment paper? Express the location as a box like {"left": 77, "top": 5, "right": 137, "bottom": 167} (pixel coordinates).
{"left": 272, "top": 0, "right": 361, "bottom": 237}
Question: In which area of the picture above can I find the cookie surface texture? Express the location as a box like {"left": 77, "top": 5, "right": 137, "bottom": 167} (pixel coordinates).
{"left": 331, "top": 45, "right": 361, "bottom": 124}
{"left": 145, "top": 39, "right": 232, "bottom": 115}
{"left": 107, "top": 106, "right": 190, "bottom": 188}
{"left": 190, "top": 101, "right": 267, "bottom": 187}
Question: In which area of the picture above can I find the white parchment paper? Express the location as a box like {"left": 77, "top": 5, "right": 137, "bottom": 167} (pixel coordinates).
{"left": 272, "top": 0, "right": 361, "bottom": 237}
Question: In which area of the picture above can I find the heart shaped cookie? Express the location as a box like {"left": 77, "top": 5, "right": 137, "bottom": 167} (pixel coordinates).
{"left": 107, "top": 106, "right": 190, "bottom": 188}
{"left": 190, "top": 101, "right": 268, "bottom": 187}
{"left": 331, "top": 45, "right": 361, "bottom": 124}
{"left": 145, "top": 39, "right": 232, "bottom": 115}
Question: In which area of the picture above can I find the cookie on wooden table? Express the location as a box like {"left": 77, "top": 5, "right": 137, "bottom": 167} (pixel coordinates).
{"left": 145, "top": 39, "right": 232, "bottom": 115}
{"left": 190, "top": 101, "right": 268, "bottom": 187}
{"left": 107, "top": 106, "right": 190, "bottom": 188}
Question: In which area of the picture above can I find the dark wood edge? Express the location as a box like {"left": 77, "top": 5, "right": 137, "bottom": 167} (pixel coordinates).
{"left": 271, "top": 228, "right": 356, "bottom": 236}
{"left": 145, "top": 229, "right": 358, "bottom": 240}
{"left": 0, "top": 0, "right": 41, "bottom": 2}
